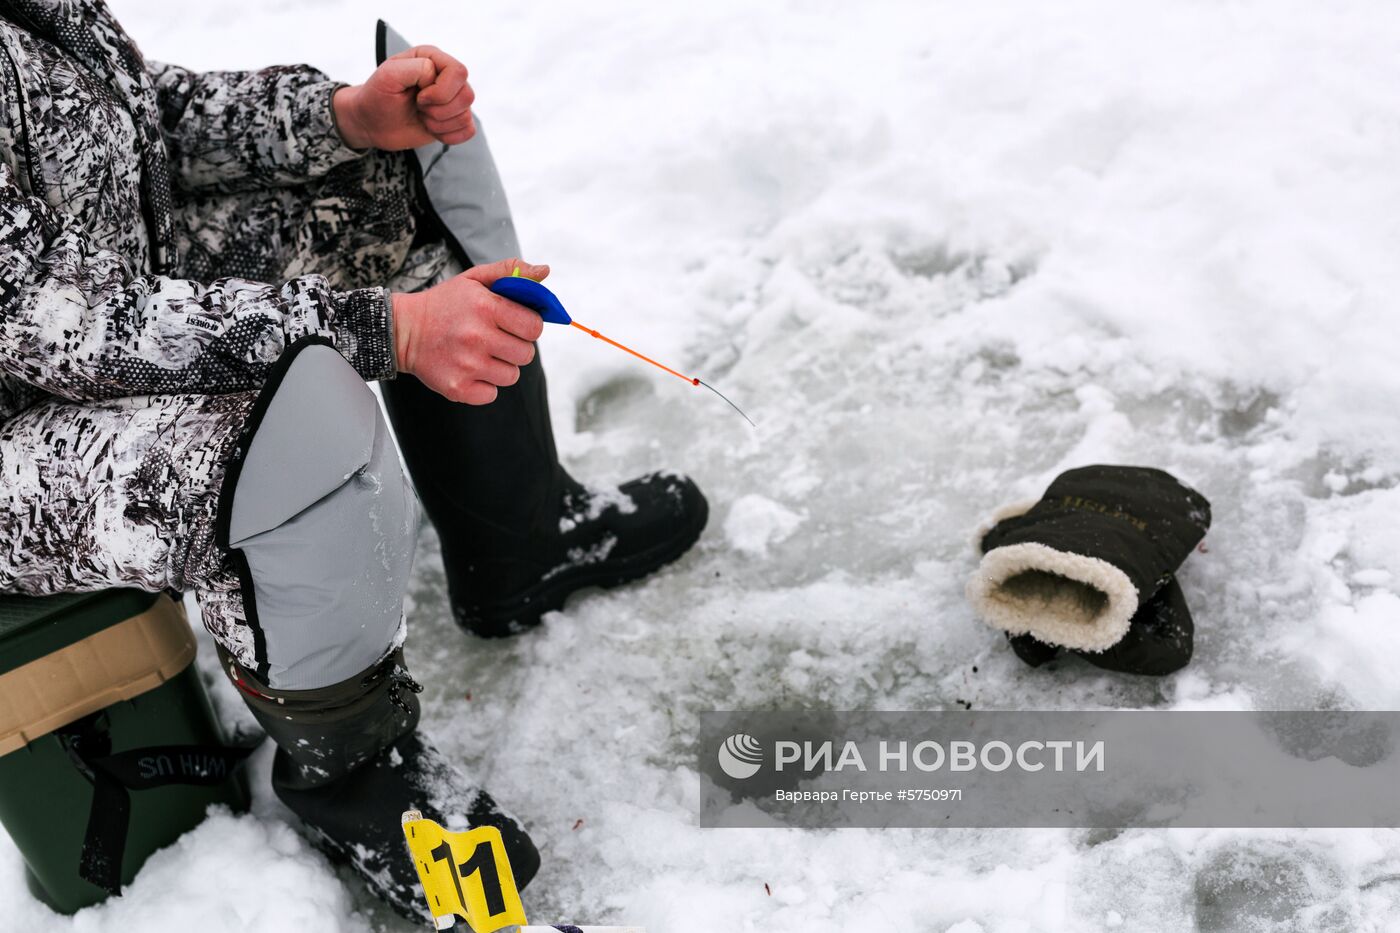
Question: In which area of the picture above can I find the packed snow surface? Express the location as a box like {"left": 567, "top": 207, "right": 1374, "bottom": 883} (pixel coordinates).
{"left": 6, "top": 0, "right": 1400, "bottom": 930}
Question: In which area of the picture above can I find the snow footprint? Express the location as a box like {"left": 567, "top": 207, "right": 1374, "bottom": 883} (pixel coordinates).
{"left": 575, "top": 374, "right": 655, "bottom": 432}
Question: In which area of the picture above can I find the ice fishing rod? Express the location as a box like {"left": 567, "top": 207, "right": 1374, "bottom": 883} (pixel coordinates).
{"left": 491, "top": 269, "right": 755, "bottom": 426}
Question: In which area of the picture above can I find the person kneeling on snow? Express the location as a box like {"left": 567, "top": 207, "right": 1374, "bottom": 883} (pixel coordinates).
{"left": 0, "top": 1, "right": 707, "bottom": 919}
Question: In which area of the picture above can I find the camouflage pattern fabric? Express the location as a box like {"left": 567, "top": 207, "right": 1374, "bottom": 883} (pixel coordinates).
{"left": 0, "top": 0, "right": 455, "bottom": 666}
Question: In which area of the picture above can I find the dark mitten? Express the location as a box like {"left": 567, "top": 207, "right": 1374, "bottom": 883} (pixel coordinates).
{"left": 969, "top": 465, "right": 1209, "bottom": 671}
{"left": 1007, "top": 631, "right": 1061, "bottom": 667}
{"left": 1005, "top": 576, "right": 1195, "bottom": 675}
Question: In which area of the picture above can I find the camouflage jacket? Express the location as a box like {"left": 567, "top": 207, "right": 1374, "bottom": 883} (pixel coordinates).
{"left": 0, "top": 0, "right": 400, "bottom": 422}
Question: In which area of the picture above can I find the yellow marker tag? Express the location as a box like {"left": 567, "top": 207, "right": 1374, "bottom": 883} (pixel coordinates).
{"left": 511, "top": 266, "right": 522, "bottom": 277}
{"left": 401, "top": 810, "right": 528, "bottom": 932}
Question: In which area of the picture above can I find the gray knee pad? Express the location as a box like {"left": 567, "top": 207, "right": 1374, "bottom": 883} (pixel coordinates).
{"left": 217, "top": 339, "right": 420, "bottom": 690}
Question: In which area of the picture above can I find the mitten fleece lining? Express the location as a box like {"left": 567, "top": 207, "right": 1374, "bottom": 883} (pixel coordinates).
{"left": 967, "top": 542, "right": 1138, "bottom": 651}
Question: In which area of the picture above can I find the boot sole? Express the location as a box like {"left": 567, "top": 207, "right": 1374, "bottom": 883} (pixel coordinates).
{"left": 454, "top": 495, "right": 709, "bottom": 638}
{"left": 291, "top": 821, "right": 429, "bottom": 924}
{"left": 287, "top": 799, "right": 541, "bottom": 923}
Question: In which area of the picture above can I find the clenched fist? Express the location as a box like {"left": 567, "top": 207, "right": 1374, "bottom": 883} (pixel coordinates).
{"left": 333, "top": 45, "right": 476, "bottom": 150}
{"left": 392, "top": 259, "right": 550, "bottom": 405}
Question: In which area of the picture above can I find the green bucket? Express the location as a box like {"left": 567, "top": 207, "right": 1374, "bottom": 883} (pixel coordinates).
{"left": 0, "top": 589, "right": 251, "bottom": 914}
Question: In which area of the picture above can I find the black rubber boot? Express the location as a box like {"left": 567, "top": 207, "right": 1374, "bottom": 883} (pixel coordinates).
{"left": 221, "top": 646, "right": 540, "bottom": 922}
{"left": 969, "top": 465, "right": 1209, "bottom": 674}
{"left": 383, "top": 358, "right": 708, "bottom": 637}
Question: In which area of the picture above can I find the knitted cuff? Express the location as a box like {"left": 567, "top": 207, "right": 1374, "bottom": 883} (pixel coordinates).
{"left": 333, "top": 287, "right": 397, "bottom": 381}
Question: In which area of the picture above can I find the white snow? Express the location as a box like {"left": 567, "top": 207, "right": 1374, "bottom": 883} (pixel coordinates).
{"left": 559, "top": 484, "right": 636, "bottom": 534}
{"left": 723, "top": 494, "right": 804, "bottom": 557}
{"left": 5, "top": 0, "right": 1400, "bottom": 930}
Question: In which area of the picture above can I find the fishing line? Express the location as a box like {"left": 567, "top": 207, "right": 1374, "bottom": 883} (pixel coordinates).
{"left": 491, "top": 272, "right": 756, "bottom": 427}
{"left": 569, "top": 320, "right": 756, "bottom": 426}
{"left": 696, "top": 379, "right": 756, "bottom": 428}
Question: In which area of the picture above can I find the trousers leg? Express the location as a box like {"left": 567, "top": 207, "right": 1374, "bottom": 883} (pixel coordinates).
{"left": 211, "top": 338, "right": 540, "bottom": 915}
{"left": 219, "top": 337, "right": 419, "bottom": 689}
{"left": 0, "top": 391, "right": 261, "bottom": 650}
{"left": 0, "top": 352, "right": 419, "bottom": 685}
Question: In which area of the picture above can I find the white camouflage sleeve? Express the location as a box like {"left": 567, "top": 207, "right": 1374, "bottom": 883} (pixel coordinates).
{"left": 149, "top": 62, "right": 365, "bottom": 193}
{"left": 0, "top": 162, "right": 397, "bottom": 400}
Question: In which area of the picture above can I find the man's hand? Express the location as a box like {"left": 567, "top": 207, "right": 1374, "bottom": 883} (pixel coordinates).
{"left": 333, "top": 45, "right": 476, "bottom": 151}
{"left": 392, "top": 259, "right": 550, "bottom": 405}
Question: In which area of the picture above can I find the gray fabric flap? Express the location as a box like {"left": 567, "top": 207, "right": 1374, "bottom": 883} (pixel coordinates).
{"left": 379, "top": 20, "right": 523, "bottom": 264}
{"left": 228, "top": 345, "right": 379, "bottom": 546}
